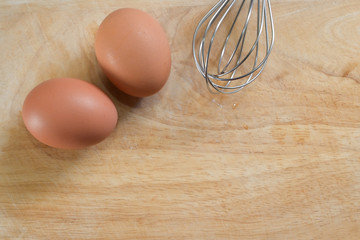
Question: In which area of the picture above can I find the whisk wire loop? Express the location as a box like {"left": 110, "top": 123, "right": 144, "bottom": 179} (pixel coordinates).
{"left": 193, "top": 0, "right": 275, "bottom": 94}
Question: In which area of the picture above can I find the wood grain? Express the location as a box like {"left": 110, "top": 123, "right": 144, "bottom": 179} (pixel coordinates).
{"left": 1, "top": 0, "right": 360, "bottom": 239}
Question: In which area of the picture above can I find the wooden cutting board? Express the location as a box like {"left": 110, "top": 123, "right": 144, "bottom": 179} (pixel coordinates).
{"left": 1, "top": 0, "right": 359, "bottom": 239}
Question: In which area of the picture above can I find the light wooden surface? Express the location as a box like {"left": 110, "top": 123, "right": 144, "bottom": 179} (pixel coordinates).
{"left": 1, "top": 0, "right": 360, "bottom": 239}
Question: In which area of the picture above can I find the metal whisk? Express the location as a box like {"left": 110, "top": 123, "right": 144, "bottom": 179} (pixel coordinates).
{"left": 193, "top": 0, "right": 274, "bottom": 94}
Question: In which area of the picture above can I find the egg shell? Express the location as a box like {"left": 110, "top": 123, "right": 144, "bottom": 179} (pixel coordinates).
{"left": 22, "top": 78, "right": 118, "bottom": 149}
{"left": 95, "top": 8, "right": 171, "bottom": 97}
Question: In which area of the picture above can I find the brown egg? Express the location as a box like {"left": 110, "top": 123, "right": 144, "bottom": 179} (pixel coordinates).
{"left": 95, "top": 8, "right": 171, "bottom": 97}
{"left": 22, "top": 78, "right": 118, "bottom": 149}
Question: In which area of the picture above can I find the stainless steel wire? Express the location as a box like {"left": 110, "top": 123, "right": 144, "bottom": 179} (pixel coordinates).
{"left": 193, "top": 0, "right": 275, "bottom": 94}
